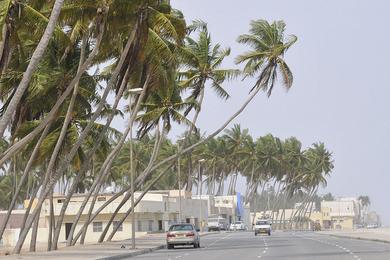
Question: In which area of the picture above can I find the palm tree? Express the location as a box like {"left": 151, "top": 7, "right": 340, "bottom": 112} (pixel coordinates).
{"left": 0, "top": 0, "right": 65, "bottom": 138}
{"left": 136, "top": 19, "right": 298, "bottom": 197}
{"left": 179, "top": 21, "right": 240, "bottom": 127}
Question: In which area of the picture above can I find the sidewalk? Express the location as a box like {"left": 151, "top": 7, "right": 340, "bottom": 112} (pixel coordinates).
{"left": 318, "top": 228, "right": 390, "bottom": 244}
{"left": 1, "top": 232, "right": 217, "bottom": 260}
{"left": 1, "top": 233, "right": 166, "bottom": 260}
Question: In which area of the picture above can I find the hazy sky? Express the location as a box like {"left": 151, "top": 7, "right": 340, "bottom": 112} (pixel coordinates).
{"left": 164, "top": 0, "right": 390, "bottom": 224}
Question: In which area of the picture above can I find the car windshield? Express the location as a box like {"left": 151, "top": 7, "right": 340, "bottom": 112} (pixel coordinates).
{"left": 169, "top": 224, "right": 194, "bottom": 231}
{"left": 256, "top": 221, "right": 269, "bottom": 225}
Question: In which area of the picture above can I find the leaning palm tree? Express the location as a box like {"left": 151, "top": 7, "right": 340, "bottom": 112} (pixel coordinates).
{"left": 178, "top": 22, "right": 240, "bottom": 191}
{"left": 179, "top": 21, "right": 240, "bottom": 127}
{"left": 133, "top": 19, "right": 298, "bottom": 204}
{"left": 0, "top": 0, "right": 65, "bottom": 138}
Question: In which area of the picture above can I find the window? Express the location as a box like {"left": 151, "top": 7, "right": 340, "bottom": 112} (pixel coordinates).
{"left": 113, "top": 221, "right": 123, "bottom": 232}
{"left": 148, "top": 220, "right": 154, "bottom": 231}
{"left": 57, "top": 199, "right": 65, "bottom": 203}
{"left": 137, "top": 220, "right": 142, "bottom": 231}
{"left": 93, "top": 222, "right": 102, "bottom": 232}
{"left": 97, "top": 197, "right": 106, "bottom": 202}
{"left": 158, "top": 220, "right": 163, "bottom": 231}
{"left": 169, "top": 224, "right": 194, "bottom": 231}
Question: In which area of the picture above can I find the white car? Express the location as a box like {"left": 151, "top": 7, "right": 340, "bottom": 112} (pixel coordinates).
{"left": 254, "top": 220, "right": 272, "bottom": 236}
{"left": 229, "top": 221, "right": 247, "bottom": 231}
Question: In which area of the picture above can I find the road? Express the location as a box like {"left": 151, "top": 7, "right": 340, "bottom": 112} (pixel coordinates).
{"left": 132, "top": 231, "right": 390, "bottom": 260}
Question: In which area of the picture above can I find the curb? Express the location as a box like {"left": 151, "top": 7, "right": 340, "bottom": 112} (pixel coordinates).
{"left": 318, "top": 233, "right": 390, "bottom": 245}
{"left": 97, "top": 245, "right": 165, "bottom": 260}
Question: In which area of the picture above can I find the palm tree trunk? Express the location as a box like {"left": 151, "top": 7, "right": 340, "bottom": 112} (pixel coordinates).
{"left": 251, "top": 180, "right": 260, "bottom": 227}
{"left": 67, "top": 73, "right": 150, "bottom": 246}
{"left": 19, "top": 180, "right": 40, "bottom": 238}
{"left": 107, "top": 163, "right": 175, "bottom": 241}
{"left": 98, "top": 124, "right": 164, "bottom": 243}
{"left": 29, "top": 208, "right": 40, "bottom": 252}
{"left": 0, "top": 23, "right": 10, "bottom": 75}
{"left": 47, "top": 191, "right": 54, "bottom": 251}
{"left": 135, "top": 86, "right": 263, "bottom": 190}
{"left": 0, "top": 121, "right": 51, "bottom": 240}
{"left": 51, "top": 61, "right": 130, "bottom": 250}
{"left": 245, "top": 164, "right": 255, "bottom": 204}
{"left": 36, "top": 34, "right": 88, "bottom": 248}
{"left": 0, "top": 0, "right": 65, "bottom": 138}
{"left": 270, "top": 182, "right": 282, "bottom": 222}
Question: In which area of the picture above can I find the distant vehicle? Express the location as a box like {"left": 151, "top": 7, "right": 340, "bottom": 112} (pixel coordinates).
{"left": 354, "top": 224, "right": 364, "bottom": 229}
{"left": 166, "top": 224, "right": 200, "bottom": 249}
{"left": 229, "top": 221, "right": 247, "bottom": 231}
{"left": 254, "top": 219, "right": 272, "bottom": 236}
{"left": 207, "top": 216, "right": 228, "bottom": 231}
{"left": 366, "top": 223, "right": 379, "bottom": 229}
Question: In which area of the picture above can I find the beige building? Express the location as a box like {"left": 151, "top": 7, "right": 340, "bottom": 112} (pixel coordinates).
{"left": 1, "top": 190, "right": 208, "bottom": 247}
{"left": 321, "top": 198, "right": 360, "bottom": 230}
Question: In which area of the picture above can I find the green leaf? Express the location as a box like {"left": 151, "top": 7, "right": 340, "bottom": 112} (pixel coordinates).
{"left": 0, "top": 0, "right": 11, "bottom": 41}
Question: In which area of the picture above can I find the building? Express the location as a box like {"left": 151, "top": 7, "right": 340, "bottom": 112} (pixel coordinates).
{"left": 1, "top": 190, "right": 208, "bottom": 247}
{"left": 321, "top": 198, "right": 361, "bottom": 230}
{"left": 193, "top": 193, "right": 250, "bottom": 228}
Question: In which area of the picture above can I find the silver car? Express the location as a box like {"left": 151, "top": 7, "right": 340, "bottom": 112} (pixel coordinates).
{"left": 166, "top": 224, "right": 200, "bottom": 249}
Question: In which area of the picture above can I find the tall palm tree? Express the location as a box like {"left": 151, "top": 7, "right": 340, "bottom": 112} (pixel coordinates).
{"left": 0, "top": 0, "right": 65, "bottom": 138}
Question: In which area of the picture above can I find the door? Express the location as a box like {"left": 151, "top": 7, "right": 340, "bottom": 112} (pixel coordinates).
{"left": 65, "top": 223, "right": 72, "bottom": 240}
{"left": 158, "top": 220, "right": 163, "bottom": 231}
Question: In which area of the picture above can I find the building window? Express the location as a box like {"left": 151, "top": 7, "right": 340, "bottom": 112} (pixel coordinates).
{"left": 93, "top": 222, "right": 103, "bottom": 232}
{"left": 148, "top": 220, "right": 153, "bottom": 231}
{"left": 113, "top": 221, "right": 123, "bottom": 232}
{"left": 137, "top": 220, "right": 142, "bottom": 231}
{"left": 57, "top": 199, "right": 65, "bottom": 203}
{"left": 97, "top": 197, "right": 106, "bottom": 202}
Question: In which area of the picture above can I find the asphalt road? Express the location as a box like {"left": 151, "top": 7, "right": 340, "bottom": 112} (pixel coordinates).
{"left": 132, "top": 231, "right": 390, "bottom": 260}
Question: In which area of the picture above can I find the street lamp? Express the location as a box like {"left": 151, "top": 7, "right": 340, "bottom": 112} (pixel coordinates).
{"left": 177, "top": 137, "right": 185, "bottom": 223}
{"left": 129, "top": 87, "right": 143, "bottom": 249}
{"left": 198, "top": 159, "right": 205, "bottom": 232}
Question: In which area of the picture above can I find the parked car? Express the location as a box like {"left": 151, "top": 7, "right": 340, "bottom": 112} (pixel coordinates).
{"left": 207, "top": 216, "right": 228, "bottom": 231}
{"left": 254, "top": 219, "right": 272, "bottom": 236}
{"left": 229, "top": 221, "right": 247, "bottom": 231}
{"left": 166, "top": 224, "right": 200, "bottom": 249}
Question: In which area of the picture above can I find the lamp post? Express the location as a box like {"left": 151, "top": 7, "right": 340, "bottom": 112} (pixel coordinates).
{"left": 198, "top": 159, "right": 205, "bottom": 231}
{"left": 177, "top": 137, "right": 185, "bottom": 223}
{"left": 128, "top": 88, "right": 143, "bottom": 250}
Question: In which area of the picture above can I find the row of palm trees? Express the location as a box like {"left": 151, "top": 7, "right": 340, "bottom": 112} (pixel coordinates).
{"left": 0, "top": 0, "right": 329, "bottom": 254}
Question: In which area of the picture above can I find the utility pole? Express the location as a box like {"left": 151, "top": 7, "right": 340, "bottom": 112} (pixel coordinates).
{"left": 129, "top": 88, "right": 143, "bottom": 249}
{"left": 177, "top": 137, "right": 185, "bottom": 223}
{"left": 198, "top": 159, "right": 205, "bottom": 231}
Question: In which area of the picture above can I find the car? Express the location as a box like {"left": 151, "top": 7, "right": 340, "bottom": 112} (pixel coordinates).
{"left": 207, "top": 216, "right": 228, "bottom": 231}
{"left": 229, "top": 221, "right": 247, "bottom": 231}
{"left": 254, "top": 219, "right": 272, "bottom": 236}
{"left": 166, "top": 224, "right": 200, "bottom": 249}
{"left": 366, "top": 223, "right": 379, "bottom": 229}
